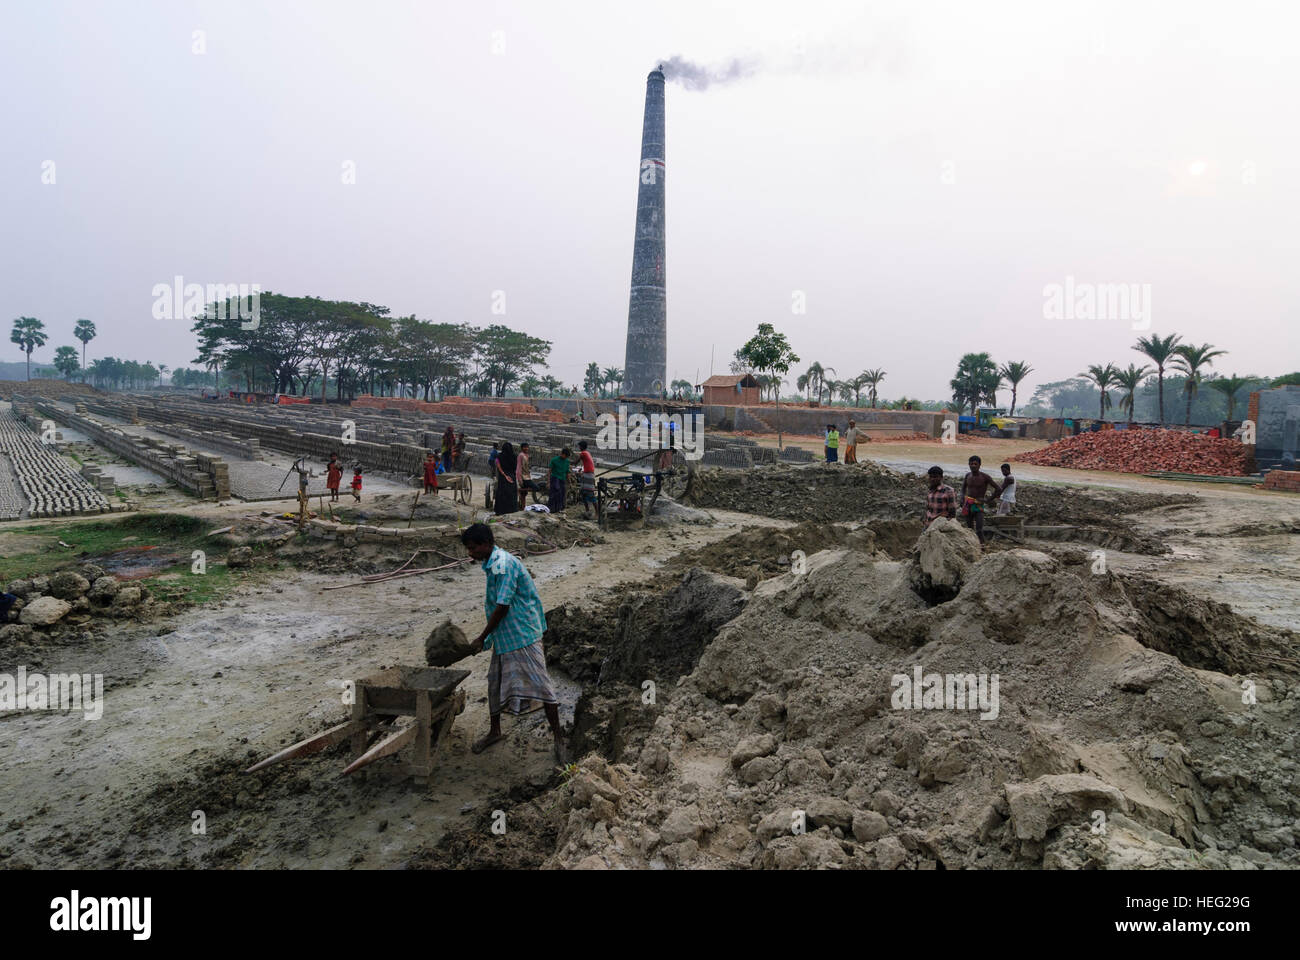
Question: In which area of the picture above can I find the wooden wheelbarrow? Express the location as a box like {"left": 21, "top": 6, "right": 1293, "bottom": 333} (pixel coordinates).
{"left": 984, "top": 513, "right": 1026, "bottom": 543}
{"left": 439, "top": 472, "right": 474, "bottom": 506}
{"left": 245, "top": 666, "right": 469, "bottom": 785}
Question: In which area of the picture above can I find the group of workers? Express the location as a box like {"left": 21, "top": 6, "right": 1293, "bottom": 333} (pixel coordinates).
{"left": 824, "top": 419, "right": 871, "bottom": 464}
{"left": 485, "top": 438, "right": 598, "bottom": 518}
{"left": 924, "top": 455, "right": 1017, "bottom": 543}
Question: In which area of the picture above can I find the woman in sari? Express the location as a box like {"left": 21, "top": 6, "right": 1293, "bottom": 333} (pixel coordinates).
{"left": 494, "top": 441, "right": 519, "bottom": 514}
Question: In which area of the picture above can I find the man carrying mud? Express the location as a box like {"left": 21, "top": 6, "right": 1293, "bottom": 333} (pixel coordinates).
{"left": 924, "top": 465, "right": 956, "bottom": 525}
{"left": 960, "top": 455, "right": 1002, "bottom": 544}
{"left": 843, "top": 420, "right": 859, "bottom": 464}
{"left": 461, "top": 523, "right": 566, "bottom": 765}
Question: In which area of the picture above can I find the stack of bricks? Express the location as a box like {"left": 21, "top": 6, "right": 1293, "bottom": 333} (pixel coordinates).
{"left": 352, "top": 395, "right": 566, "bottom": 422}
{"left": 1261, "top": 470, "right": 1300, "bottom": 493}
{"left": 33, "top": 400, "right": 230, "bottom": 500}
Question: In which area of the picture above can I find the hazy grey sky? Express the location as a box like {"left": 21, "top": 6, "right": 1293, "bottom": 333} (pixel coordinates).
{"left": 3, "top": 0, "right": 1296, "bottom": 401}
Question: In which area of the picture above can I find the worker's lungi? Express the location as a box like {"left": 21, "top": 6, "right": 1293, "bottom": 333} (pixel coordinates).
{"left": 487, "top": 641, "right": 558, "bottom": 716}
{"left": 580, "top": 471, "right": 596, "bottom": 504}
{"left": 843, "top": 444, "right": 857, "bottom": 464}
{"left": 548, "top": 476, "right": 566, "bottom": 512}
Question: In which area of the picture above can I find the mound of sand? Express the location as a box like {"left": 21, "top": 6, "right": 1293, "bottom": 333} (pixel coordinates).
{"left": 417, "top": 524, "right": 1300, "bottom": 871}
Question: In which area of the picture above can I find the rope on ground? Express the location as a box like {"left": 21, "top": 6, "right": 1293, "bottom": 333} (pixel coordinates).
{"left": 322, "top": 552, "right": 470, "bottom": 590}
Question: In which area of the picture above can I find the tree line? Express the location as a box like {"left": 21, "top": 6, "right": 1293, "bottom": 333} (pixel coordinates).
{"left": 724, "top": 322, "right": 1294, "bottom": 425}
{"left": 188, "top": 294, "right": 553, "bottom": 400}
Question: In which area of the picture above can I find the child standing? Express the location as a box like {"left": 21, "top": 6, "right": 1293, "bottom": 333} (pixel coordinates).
{"left": 423, "top": 452, "right": 439, "bottom": 494}
{"left": 350, "top": 467, "right": 363, "bottom": 502}
{"left": 326, "top": 453, "right": 343, "bottom": 502}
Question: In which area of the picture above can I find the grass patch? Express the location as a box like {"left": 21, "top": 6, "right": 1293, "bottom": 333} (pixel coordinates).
{"left": 0, "top": 512, "right": 211, "bottom": 582}
{"left": 142, "top": 563, "right": 238, "bottom": 607}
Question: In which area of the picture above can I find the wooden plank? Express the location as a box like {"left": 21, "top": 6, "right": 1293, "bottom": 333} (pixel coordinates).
{"left": 342, "top": 722, "right": 418, "bottom": 775}
{"left": 244, "top": 718, "right": 365, "bottom": 773}
{"left": 412, "top": 689, "right": 432, "bottom": 775}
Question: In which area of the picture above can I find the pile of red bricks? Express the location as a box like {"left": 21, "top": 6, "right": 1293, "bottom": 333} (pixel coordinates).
{"left": 1261, "top": 470, "right": 1300, "bottom": 492}
{"left": 1013, "top": 428, "right": 1249, "bottom": 476}
{"left": 350, "top": 395, "right": 566, "bottom": 422}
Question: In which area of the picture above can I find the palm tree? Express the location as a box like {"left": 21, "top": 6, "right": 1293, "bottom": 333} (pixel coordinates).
{"left": 1113, "top": 363, "right": 1151, "bottom": 424}
{"left": 73, "top": 318, "right": 96, "bottom": 380}
{"left": 861, "top": 368, "right": 886, "bottom": 408}
{"left": 818, "top": 366, "right": 837, "bottom": 404}
{"left": 1134, "top": 333, "right": 1182, "bottom": 425}
{"left": 583, "top": 362, "right": 602, "bottom": 397}
{"left": 601, "top": 366, "right": 623, "bottom": 397}
{"left": 1171, "top": 342, "right": 1227, "bottom": 426}
{"left": 950, "top": 353, "right": 999, "bottom": 417}
{"left": 1205, "top": 373, "right": 1252, "bottom": 421}
{"left": 53, "top": 345, "right": 80, "bottom": 379}
{"left": 998, "top": 361, "right": 1033, "bottom": 417}
{"left": 1079, "top": 363, "right": 1119, "bottom": 419}
{"left": 10, "top": 317, "right": 48, "bottom": 381}
{"left": 836, "top": 379, "right": 856, "bottom": 405}
{"left": 799, "top": 362, "right": 834, "bottom": 404}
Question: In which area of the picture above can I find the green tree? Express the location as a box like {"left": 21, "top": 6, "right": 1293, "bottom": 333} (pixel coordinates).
{"left": 583, "top": 362, "right": 603, "bottom": 397}
{"left": 1113, "top": 363, "right": 1152, "bottom": 423}
{"left": 950, "top": 352, "right": 999, "bottom": 417}
{"left": 1079, "top": 363, "right": 1119, "bottom": 419}
{"left": 798, "top": 361, "right": 834, "bottom": 404}
{"left": 73, "top": 318, "right": 96, "bottom": 380}
{"left": 1171, "top": 342, "right": 1227, "bottom": 426}
{"left": 861, "top": 368, "right": 886, "bottom": 408}
{"left": 53, "top": 345, "right": 80, "bottom": 379}
{"left": 1205, "top": 373, "right": 1255, "bottom": 421}
{"left": 737, "top": 323, "right": 800, "bottom": 406}
{"left": 1134, "top": 333, "right": 1182, "bottom": 425}
{"left": 477, "top": 325, "right": 551, "bottom": 397}
{"left": 998, "top": 361, "right": 1033, "bottom": 417}
{"left": 10, "top": 317, "right": 48, "bottom": 381}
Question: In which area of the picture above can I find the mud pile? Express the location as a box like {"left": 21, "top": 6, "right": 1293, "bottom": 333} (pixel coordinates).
{"left": 684, "top": 462, "right": 920, "bottom": 523}
{"left": 421, "top": 527, "right": 1300, "bottom": 870}
{"left": 682, "top": 462, "right": 1191, "bottom": 555}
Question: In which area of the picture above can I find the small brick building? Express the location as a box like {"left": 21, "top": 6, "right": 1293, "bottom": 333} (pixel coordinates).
{"left": 701, "top": 374, "right": 760, "bottom": 406}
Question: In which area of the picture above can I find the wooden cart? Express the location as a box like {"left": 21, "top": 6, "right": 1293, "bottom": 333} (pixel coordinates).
{"left": 440, "top": 472, "right": 474, "bottom": 505}
{"left": 245, "top": 666, "right": 469, "bottom": 785}
{"left": 985, "top": 514, "right": 1026, "bottom": 542}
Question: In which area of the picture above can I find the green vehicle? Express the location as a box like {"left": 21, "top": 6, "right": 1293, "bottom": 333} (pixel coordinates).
{"left": 976, "top": 407, "right": 1024, "bottom": 438}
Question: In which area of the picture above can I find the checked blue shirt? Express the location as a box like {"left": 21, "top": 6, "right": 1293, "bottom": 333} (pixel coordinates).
{"left": 480, "top": 545, "right": 547, "bottom": 653}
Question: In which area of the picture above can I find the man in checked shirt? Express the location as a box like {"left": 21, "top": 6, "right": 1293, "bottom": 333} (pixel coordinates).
{"left": 924, "top": 466, "right": 957, "bottom": 526}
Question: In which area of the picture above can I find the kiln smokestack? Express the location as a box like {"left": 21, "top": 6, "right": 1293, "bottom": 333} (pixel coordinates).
{"left": 622, "top": 67, "right": 667, "bottom": 398}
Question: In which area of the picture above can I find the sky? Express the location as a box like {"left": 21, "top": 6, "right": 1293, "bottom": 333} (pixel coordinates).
{"left": 2, "top": 0, "right": 1297, "bottom": 402}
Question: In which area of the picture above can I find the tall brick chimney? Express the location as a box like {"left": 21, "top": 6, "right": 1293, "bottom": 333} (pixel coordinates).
{"left": 622, "top": 67, "right": 667, "bottom": 398}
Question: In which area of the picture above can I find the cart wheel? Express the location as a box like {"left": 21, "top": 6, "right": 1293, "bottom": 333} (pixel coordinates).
{"left": 457, "top": 476, "right": 472, "bottom": 505}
